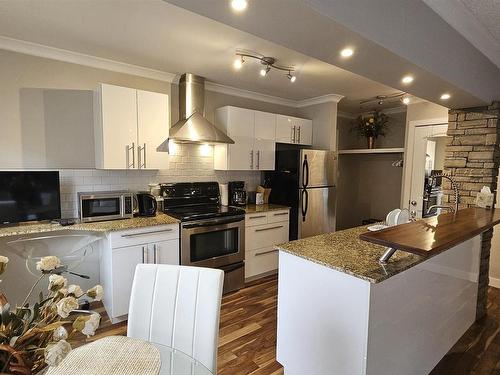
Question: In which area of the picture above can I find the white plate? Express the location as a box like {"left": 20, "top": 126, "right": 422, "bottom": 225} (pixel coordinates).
{"left": 386, "top": 209, "right": 401, "bottom": 226}
{"left": 367, "top": 224, "right": 389, "bottom": 232}
{"left": 397, "top": 209, "right": 410, "bottom": 225}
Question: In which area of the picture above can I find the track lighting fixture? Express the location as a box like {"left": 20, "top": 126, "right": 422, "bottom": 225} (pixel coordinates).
{"left": 234, "top": 51, "right": 296, "bottom": 81}
{"left": 360, "top": 92, "right": 411, "bottom": 109}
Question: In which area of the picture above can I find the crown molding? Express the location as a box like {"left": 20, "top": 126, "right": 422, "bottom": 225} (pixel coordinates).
{"left": 205, "top": 81, "right": 299, "bottom": 107}
{"left": 0, "top": 36, "right": 177, "bottom": 82}
{"left": 337, "top": 111, "right": 357, "bottom": 119}
{"left": 296, "top": 94, "right": 344, "bottom": 107}
{"left": 205, "top": 81, "right": 344, "bottom": 108}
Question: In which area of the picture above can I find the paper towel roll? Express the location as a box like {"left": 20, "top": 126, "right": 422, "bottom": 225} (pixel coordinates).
{"left": 219, "top": 183, "right": 229, "bottom": 206}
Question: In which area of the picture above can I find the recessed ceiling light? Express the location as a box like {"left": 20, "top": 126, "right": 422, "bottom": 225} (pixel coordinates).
{"left": 340, "top": 48, "right": 354, "bottom": 58}
{"left": 233, "top": 56, "right": 244, "bottom": 70}
{"left": 440, "top": 93, "right": 451, "bottom": 100}
{"left": 231, "top": 0, "right": 248, "bottom": 12}
{"left": 402, "top": 75, "right": 414, "bottom": 84}
{"left": 402, "top": 97, "right": 410, "bottom": 105}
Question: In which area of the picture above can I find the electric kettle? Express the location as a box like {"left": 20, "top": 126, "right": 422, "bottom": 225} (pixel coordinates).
{"left": 135, "top": 192, "right": 157, "bottom": 217}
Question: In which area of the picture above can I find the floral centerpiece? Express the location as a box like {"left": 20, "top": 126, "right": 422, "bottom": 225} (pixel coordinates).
{"left": 352, "top": 110, "right": 389, "bottom": 149}
{"left": 0, "top": 255, "right": 103, "bottom": 374}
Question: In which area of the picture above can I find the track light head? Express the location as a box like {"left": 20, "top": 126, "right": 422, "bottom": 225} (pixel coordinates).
{"left": 233, "top": 55, "right": 244, "bottom": 70}
{"left": 260, "top": 65, "right": 271, "bottom": 77}
{"left": 287, "top": 72, "right": 296, "bottom": 82}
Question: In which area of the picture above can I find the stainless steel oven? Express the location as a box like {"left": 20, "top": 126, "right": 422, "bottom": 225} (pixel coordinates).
{"left": 181, "top": 215, "right": 245, "bottom": 293}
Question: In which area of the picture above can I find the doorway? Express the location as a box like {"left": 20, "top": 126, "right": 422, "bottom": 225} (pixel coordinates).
{"left": 403, "top": 122, "right": 449, "bottom": 218}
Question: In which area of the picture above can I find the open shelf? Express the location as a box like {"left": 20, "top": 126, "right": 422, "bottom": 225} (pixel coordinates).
{"left": 338, "top": 148, "right": 405, "bottom": 155}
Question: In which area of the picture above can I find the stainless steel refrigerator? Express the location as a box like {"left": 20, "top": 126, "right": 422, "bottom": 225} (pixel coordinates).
{"left": 265, "top": 146, "right": 337, "bottom": 240}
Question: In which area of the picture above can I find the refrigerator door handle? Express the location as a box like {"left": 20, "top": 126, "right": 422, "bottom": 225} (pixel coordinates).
{"left": 302, "top": 156, "right": 309, "bottom": 188}
{"left": 301, "top": 188, "right": 309, "bottom": 222}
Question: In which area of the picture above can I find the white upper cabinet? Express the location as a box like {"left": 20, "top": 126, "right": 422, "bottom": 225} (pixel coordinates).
{"left": 95, "top": 84, "right": 138, "bottom": 170}
{"left": 214, "top": 106, "right": 276, "bottom": 171}
{"left": 276, "top": 114, "right": 312, "bottom": 145}
{"left": 94, "top": 83, "right": 169, "bottom": 170}
{"left": 296, "top": 117, "right": 313, "bottom": 145}
{"left": 136, "top": 89, "right": 169, "bottom": 170}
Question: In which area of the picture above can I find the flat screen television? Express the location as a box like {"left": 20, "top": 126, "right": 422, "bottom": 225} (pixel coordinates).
{"left": 0, "top": 171, "right": 61, "bottom": 224}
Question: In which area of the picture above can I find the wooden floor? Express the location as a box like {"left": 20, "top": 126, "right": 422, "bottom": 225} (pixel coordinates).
{"left": 79, "top": 276, "right": 500, "bottom": 374}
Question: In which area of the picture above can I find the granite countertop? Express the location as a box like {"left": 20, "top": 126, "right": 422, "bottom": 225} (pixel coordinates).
{"left": 276, "top": 225, "right": 425, "bottom": 284}
{"left": 0, "top": 213, "right": 179, "bottom": 238}
{"left": 240, "top": 204, "right": 290, "bottom": 213}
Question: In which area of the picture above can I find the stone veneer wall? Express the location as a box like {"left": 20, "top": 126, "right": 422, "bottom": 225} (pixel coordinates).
{"left": 445, "top": 103, "right": 500, "bottom": 320}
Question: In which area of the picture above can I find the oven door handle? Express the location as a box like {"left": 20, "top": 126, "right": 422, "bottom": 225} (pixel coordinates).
{"left": 182, "top": 216, "right": 244, "bottom": 229}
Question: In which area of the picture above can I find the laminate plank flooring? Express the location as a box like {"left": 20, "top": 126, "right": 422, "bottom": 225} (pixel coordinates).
{"left": 76, "top": 276, "right": 500, "bottom": 374}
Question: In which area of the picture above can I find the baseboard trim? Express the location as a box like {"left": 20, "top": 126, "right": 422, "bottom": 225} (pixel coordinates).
{"left": 489, "top": 277, "right": 500, "bottom": 289}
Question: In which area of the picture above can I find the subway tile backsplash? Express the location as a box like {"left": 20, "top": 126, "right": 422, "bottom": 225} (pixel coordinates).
{"left": 59, "top": 144, "right": 261, "bottom": 218}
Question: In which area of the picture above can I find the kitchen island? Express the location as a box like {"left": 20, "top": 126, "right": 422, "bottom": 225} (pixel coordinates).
{"left": 276, "top": 208, "right": 500, "bottom": 375}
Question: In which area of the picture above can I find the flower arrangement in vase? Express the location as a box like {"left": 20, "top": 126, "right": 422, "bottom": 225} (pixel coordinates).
{"left": 352, "top": 110, "right": 389, "bottom": 149}
{"left": 0, "top": 255, "right": 103, "bottom": 375}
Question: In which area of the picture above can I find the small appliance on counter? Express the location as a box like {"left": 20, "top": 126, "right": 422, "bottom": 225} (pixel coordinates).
{"left": 78, "top": 191, "right": 134, "bottom": 223}
{"left": 135, "top": 192, "right": 157, "bottom": 217}
{"left": 228, "top": 181, "right": 247, "bottom": 206}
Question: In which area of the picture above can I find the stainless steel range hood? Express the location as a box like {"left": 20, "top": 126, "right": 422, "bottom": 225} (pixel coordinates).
{"left": 158, "top": 73, "right": 234, "bottom": 151}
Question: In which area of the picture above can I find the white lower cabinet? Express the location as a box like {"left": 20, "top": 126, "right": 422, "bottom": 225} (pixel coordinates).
{"left": 245, "top": 210, "right": 289, "bottom": 280}
{"left": 100, "top": 224, "right": 179, "bottom": 323}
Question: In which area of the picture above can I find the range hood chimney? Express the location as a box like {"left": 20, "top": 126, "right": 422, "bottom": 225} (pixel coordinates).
{"left": 159, "top": 73, "right": 234, "bottom": 151}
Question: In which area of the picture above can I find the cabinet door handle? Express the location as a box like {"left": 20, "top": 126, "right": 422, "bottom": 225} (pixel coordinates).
{"left": 153, "top": 244, "right": 158, "bottom": 264}
{"left": 121, "top": 228, "right": 174, "bottom": 238}
{"left": 142, "top": 246, "right": 148, "bottom": 263}
{"left": 126, "top": 143, "right": 135, "bottom": 169}
{"left": 248, "top": 215, "right": 266, "bottom": 219}
{"left": 255, "top": 225, "right": 284, "bottom": 232}
{"left": 273, "top": 212, "right": 288, "bottom": 216}
{"left": 291, "top": 126, "right": 296, "bottom": 143}
{"left": 297, "top": 126, "right": 301, "bottom": 143}
{"left": 256, "top": 150, "right": 260, "bottom": 169}
{"left": 137, "top": 143, "right": 146, "bottom": 169}
{"left": 250, "top": 150, "right": 254, "bottom": 169}
{"left": 255, "top": 249, "right": 279, "bottom": 256}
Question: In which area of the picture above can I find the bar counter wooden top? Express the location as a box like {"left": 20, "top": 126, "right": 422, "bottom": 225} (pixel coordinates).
{"left": 360, "top": 207, "right": 500, "bottom": 257}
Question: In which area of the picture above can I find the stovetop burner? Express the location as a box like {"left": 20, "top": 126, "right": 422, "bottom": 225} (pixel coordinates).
{"left": 161, "top": 182, "right": 245, "bottom": 222}
{"left": 165, "top": 204, "right": 245, "bottom": 222}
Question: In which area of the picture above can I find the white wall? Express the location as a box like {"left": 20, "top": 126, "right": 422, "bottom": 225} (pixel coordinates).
{"left": 0, "top": 49, "right": 305, "bottom": 218}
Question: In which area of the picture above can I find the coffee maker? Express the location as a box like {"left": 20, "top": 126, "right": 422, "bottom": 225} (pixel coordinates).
{"left": 228, "top": 181, "right": 247, "bottom": 206}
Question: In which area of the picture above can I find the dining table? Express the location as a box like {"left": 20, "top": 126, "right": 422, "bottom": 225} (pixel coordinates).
{"left": 45, "top": 336, "right": 213, "bottom": 375}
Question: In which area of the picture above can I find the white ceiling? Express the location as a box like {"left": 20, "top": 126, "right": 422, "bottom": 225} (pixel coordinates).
{"left": 0, "top": 0, "right": 401, "bottom": 113}
{"left": 423, "top": 0, "right": 500, "bottom": 69}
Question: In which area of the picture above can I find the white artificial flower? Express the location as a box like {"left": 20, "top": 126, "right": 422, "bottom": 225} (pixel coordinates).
{"left": 36, "top": 256, "right": 61, "bottom": 272}
{"left": 86, "top": 285, "right": 103, "bottom": 301}
{"left": 67, "top": 284, "right": 84, "bottom": 298}
{"left": 48, "top": 275, "right": 67, "bottom": 292}
{"left": 52, "top": 326, "right": 68, "bottom": 341}
{"left": 44, "top": 339, "right": 71, "bottom": 367}
{"left": 56, "top": 297, "right": 79, "bottom": 318}
{"left": 81, "top": 313, "right": 101, "bottom": 338}
{"left": 57, "top": 288, "right": 68, "bottom": 297}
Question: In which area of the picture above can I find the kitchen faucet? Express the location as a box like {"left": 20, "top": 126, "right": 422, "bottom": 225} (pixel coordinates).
{"left": 426, "top": 174, "right": 460, "bottom": 215}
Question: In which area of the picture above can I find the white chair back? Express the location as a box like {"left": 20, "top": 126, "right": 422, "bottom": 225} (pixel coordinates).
{"left": 127, "top": 264, "right": 224, "bottom": 373}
